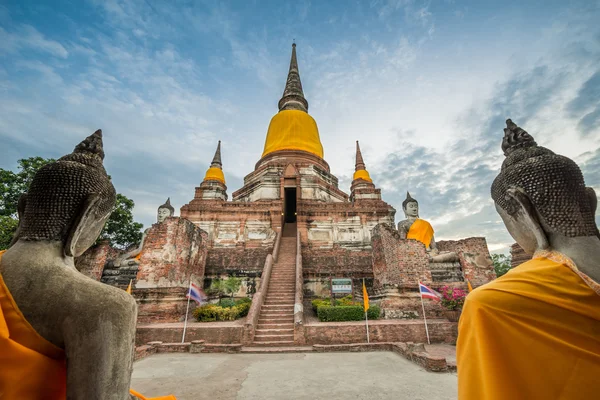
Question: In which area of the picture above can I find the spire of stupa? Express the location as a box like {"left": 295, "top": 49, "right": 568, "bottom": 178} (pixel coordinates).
{"left": 203, "top": 141, "right": 225, "bottom": 184}
{"left": 352, "top": 141, "right": 372, "bottom": 183}
{"left": 355, "top": 141, "right": 366, "bottom": 171}
{"left": 278, "top": 43, "right": 309, "bottom": 113}
{"left": 210, "top": 140, "right": 222, "bottom": 168}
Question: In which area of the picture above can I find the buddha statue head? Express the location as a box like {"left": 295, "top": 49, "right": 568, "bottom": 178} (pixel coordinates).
{"left": 157, "top": 197, "right": 174, "bottom": 223}
{"left": 402, "top": 191, "right": 419, "bottom": 218}
{"left": 491, "top": 119, "right": 599, "bottom": 254}
{"left": 11, "top": 130, "right": 116, "bottom": 256}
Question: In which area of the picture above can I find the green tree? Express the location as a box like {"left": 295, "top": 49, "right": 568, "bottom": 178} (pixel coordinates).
{"left": 0, "top": 157, "right": 143, "bottom": 251}
{"left": 0, "top": 216, "right": 19, "bottom": 250}
{"left": 97, "top": 194, "right": 144, "bottom": 250}
{"left": 492, "top": 253, "right": 512, "bottom": 277}
{"left": 0, "top": 157, "right": 55, "bottom": 217}
{"left": 223, "top": 277, "right": 242, "bottom": 299}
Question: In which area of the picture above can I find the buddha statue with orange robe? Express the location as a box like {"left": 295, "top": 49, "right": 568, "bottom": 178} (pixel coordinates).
{"left": 457, "top": 119, "right": 600, "bottom": 399}
{"left": 397, "top": 192, "right": 458, "bottom": 263}
{"left": 0, "top": 130, "right": 174, "bottom": 399}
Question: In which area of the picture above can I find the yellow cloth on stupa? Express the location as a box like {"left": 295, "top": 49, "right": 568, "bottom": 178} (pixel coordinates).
{"left": 457, "top": 250, "right": 600, "bottom": 399}
{"left": 0, "top": 250, "right": 176, "bottom": 400}
{"left": 203, "top": 166, "right": 225, "bottom": 184}
{"left": 353, "top": 169, "right": 372, "bottom": 182}
{"left": 262, "top": 109, "right": 324, "bottom": 158}
{"left": 406, "top": 218, "right": 435, "bottom": 248}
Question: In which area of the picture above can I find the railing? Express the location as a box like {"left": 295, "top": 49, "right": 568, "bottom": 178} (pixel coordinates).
{"left": 293, "top": 227, "right": 305, "bottom": 344}
{"left": 242, "top": 227, "right": 282, "bottom": 345}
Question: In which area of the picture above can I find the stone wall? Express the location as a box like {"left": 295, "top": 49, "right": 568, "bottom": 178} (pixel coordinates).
{"left": 302, "top": 246, "right": 373, "bottom": 276}
{"left": 136, "top": 217, "right": 208, "bottom": 288}
{"left": 510, "top": 242, "right": 531, "bottom": 268}
{"left": 304, "top": 319, "right": 457, "bottom": 345}
{"left": 437, "top": 237, "right": 496, "bottom": 287}
{"left": 371, "top": 223, "right": 432, "bottom": 288}
{"left": 136, "top": 322, "right": 243, "bottom": 345}
{"left": 75, "top": 241, "right": 124, "bottom": 281}
{"left": 134, "top": 287, "right": 188, "bottom": 324}
{"left": 206, "top": 247, "right": 272, "bottom": 275}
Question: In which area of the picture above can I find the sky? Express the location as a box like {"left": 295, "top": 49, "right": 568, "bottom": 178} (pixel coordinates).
{"left": 1, "top": 0, "right": 599, "bottom": 254}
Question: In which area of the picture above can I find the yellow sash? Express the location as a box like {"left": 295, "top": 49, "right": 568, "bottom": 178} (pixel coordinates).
{"left": 406, "top": 219, "right": 434, "bottom": 248}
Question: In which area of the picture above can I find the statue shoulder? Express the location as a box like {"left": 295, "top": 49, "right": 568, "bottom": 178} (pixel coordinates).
{"left": 397, "top": 219, "right": 413, "bottom": 234}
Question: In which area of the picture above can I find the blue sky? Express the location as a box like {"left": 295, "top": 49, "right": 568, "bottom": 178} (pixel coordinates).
{"left": 1, "top": 0, "right": 599, "bottom": 254}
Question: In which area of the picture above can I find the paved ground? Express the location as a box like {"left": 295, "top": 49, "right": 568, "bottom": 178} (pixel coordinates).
{"left": 131, "top": 352, "right": 458, "bottom": 400}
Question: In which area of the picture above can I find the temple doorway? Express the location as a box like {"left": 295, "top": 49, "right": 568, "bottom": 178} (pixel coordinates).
{"left": 284, "top": 187, "right": 297, "bottom": 223}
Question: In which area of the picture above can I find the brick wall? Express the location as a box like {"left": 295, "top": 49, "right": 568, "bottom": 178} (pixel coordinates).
{"left": 302, "top": 246, "right": 373, "bottom": 276}
{"left": 75, "top": 241, "right": 124, "bottom": 281}
{"left": 371, "top": 223, "right": 432, "bottom": 288}
{"left": 136, "top": 217, "right": 208, "bottom": 288}
{"left": 134, "top": 287, "right": 189, "bottom": 323}
{"left": 510, "top": 242, "right": 531, "bottom": 268}
{"left": 437, "top": 237, "right": 496, "bottom": 286}
{"left": 304, "top": 319, "right": 457, "bottom": 345}
{"left": 206, "top": 247, "right": 272, "bottom": 275}
{"left": 136, "top": 323, "right": 243, "bottom": 345}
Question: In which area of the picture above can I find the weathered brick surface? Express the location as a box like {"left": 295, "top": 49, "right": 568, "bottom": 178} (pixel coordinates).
{"left": 510, "top": 242, "right": 532, "bottom": 268}
{"left": 304, "top": 319, "right": 457, "bottom": 345}
{"left": 206, "top": 247, "right": 271, "bottom": 275}
{"left": 371, "top": 224, "right": 432, "bottom": 288}
{"left": 302, "top": 247, "right": 372, "bottom": 275}
{"left": 134, "top": 345, "right": 156, "bottom": 361}
{"left": 135, "top": 323, "right": 243, "bottom": 345}
{"left": 134, "top": 287, "right": 188, "bottom": 324}
{"left": 136, "top": 217, "right": 208, "bottom": 288}
{"left": 437, "top": 237, "right": 496, "bottom": 286}
{"left": 75, "top": 241, "right": 124, "bottom": 281}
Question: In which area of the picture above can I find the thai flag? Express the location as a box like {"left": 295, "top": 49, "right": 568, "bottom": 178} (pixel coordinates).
{"left": 419, "top": 281, "right": 441, "bottom": 301}
{"left": 186, "top": 283, "right": 207, "bottom": 305}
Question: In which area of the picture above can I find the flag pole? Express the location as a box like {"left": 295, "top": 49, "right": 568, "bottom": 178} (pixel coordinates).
{"left": 181, "top": 280, "right": 192, "bottom": 344}
{"left": 363, "top": 278, "right": 370, "bottom": 344}
{"left": 418, "top": 280, "right": 431, "bottom": 345}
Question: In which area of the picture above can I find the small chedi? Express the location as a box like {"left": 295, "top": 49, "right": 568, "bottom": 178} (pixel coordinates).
{"left": 0, "top": 130, "right": 137, "bottom": 398}
{"left": 457, "top": 119, "right": 600, "bottom": 398}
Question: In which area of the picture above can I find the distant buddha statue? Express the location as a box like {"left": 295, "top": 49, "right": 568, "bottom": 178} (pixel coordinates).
{"left": 119, "top": 198, "right": 175, "bottom": 267}
{"left": 0, "top": 130, "right": 137, "bottom": 398}
{"left": 397, "top": 192, "right": 458, "bottom": 263}
{"left": 457, "top": 119, "right": 600, "bottom": 399}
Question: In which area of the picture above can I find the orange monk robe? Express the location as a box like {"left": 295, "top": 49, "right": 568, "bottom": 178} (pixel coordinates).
{"left": 457, "top": 250, "right": 600, "bottom": 399}
{"left": 406, "top": 218, "right": 435, "bottom": 248}
{"left": 0, "top": 251, "right": 176, "bottom": 400}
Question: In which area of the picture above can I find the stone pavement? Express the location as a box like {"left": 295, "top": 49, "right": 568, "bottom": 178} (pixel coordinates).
{"left": 132, "top": 352, "right": 458, "bottom": 400}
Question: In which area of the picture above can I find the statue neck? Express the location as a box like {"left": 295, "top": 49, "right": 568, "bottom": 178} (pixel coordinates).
{"left": 2, "top": 240, "right": 76, "bottom": 270}
{"left": 547, "top": 233, "right": 600, "bottom": 283}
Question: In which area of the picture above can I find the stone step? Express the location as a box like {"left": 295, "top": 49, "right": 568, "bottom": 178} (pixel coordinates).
{"left": 255, "top": 328, "right": 294, "bottom": 335}
{"left": 241, "top": 346, "right": 312, "bottom": 354}
{"left": 257, "top": 323, "right": 294, "bottom": 329}
{"left": 258, "top": 318, "right": 294, "bottom": 325}
{"left": 259, "top": 312, "right": 294, "bottom": 318}
{"left": 263, "top": 301, "right": 295, "bottom": 306}
{"left": 251, "top": 340, "right": 296, "bottom": 347}
{"left": 262, "top": 304, "right": 294, "bottom": 309}
{"left": 254, "top": 334, "right": 295, "bottom": 342}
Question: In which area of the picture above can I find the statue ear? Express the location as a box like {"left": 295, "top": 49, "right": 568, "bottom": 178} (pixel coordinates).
{"left": 8, "top": 194, "right": 27, "bottom": 247}
{"left": 64, "top": 193, "right": 102, "bottom": 258}
{"left": 586, "top": 187, "right": 598, "bottom": 215}
{"left": 505, "top": 187, "right": 550, "bottom": 250}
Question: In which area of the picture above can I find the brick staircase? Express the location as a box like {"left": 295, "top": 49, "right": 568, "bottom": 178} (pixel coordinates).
{"left": 253, "top": 223, "right": 297, "bottom": 347}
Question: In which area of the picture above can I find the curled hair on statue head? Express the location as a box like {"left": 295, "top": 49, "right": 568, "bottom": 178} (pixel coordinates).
{"left": 491, "top": 119, "right": 598, "bottom": 238}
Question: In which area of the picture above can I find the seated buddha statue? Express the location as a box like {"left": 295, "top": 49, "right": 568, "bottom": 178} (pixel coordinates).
{"left": 0, "top": 130, "right": 175, "bottom": 399}
{"left": 118, "top": 198, "right": 174, "bottom": 267}
{"left": 457, "top": 119, "right": 600, "bottom": 399}
{"left": 397, "top": 192, "right": 458, "bottom": 263}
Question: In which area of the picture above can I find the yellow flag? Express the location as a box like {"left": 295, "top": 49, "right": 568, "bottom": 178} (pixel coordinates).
{"left": 126, "top": 279, "right": 133, "bottom": 295}
{"left": 467, "top": 280, "right": 473, "bottom": 293}
{"left": 362, "top": 280, "right": 369, "bottom": 312}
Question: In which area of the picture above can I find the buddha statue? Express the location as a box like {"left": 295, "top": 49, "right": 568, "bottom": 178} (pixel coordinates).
{"left": 118, "top": 198, "right": 174, "bottom": 267}
{"left": 457, "top": 119, "right": 600, "bottom": 398}
{"left": 0, "top": 130, "right": 138, "bottom": 398}
{"left": 397, "top": 192, "right": 458, "bottom": 263}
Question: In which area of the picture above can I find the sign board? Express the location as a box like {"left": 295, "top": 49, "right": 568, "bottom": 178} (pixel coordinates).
{"left": 331, "top": 278, "right": 353, "bottom": 294}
